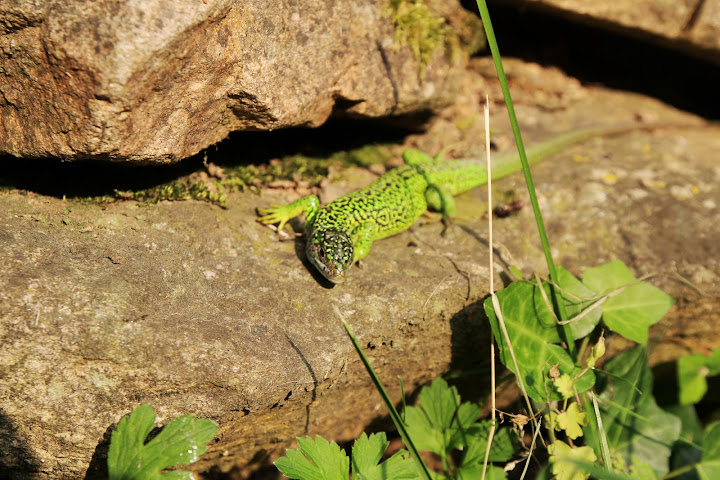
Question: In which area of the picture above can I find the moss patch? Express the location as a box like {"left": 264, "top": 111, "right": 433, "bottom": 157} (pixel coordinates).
{"left": 388, "top": 0, "right": 459, "bottom": 79}
{"left": 110, "top": 144, "right": 395, "bottom": 208}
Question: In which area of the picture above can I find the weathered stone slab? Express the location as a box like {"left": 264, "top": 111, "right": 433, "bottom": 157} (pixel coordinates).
{"left": 0, "top": 58, "right": 718, "bottom": 478}
{"left": 0, "top": 0, "right": 475, "bottom": 163}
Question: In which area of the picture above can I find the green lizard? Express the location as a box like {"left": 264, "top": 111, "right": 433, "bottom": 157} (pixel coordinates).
{"left": 257, "top": 124, "right": 662, "bottom": 284}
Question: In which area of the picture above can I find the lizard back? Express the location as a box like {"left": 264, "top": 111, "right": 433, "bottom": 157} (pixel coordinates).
{"left": 312, "top": 165, "right": 430, "bottom": 240}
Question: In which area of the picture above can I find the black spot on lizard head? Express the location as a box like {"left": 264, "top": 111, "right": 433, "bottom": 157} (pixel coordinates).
{"left": 306, "top": 227, "right": 354, "bottom": 284}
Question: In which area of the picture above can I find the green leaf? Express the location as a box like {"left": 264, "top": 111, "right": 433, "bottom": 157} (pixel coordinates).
{"left": 456, "top": 464, "right": 507, "bottom": 480}
{"left": 108, "top": 404, "right": 218, "bottom": 480}
{"left": 582, "top": 260, "right": 673, "bottom": 344}
{"left": 554, "top": 374, "right": 575, "bottom": 400}
{"left": 666, "top": 404, "right": 703, "bottom": 475}
{"left": 548, "top": 440, "right": 597, "bottom": 480}
{"left": 554, "top": 266, "right": 603, "bottom": 339}
{"left": 275, "top": 436, "right": 349, "bottom": 480}
{"left": 459, "top": 423, "right": 517, "bottom": 466}
{"left": 697, "top": 421, "right": 720, "bottom": 480}
{"left": 403, "top": 378, "right": 481, "bottom": 457}
{"left": 351, "top": 432, "right": 419, "bottom": 480}
{"left": 550, "top": 403, "right": 588, "bottom": 440}
{"left": 677, "top": 349, "right": 720, "bottom": 405}
{"left": 678, "top": 354, "right": 711, "bottom": 405}
{"left": 484, "top": 282, "right": 595, "bottom": 401}
{"left": 594, "top": 346, "right": 680, "bottom": 476}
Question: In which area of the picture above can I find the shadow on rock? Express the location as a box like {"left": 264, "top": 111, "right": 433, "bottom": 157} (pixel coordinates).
{"left": 85, "top": 422, "right": 118, "bottom": 479}
{"left": 0, "top": 408, "right": 42, "bottom": 478}
{"left": 0, "top": 118, "right": 414, "bottom": 200}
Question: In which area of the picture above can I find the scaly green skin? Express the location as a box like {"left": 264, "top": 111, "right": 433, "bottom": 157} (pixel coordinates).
{"left": 257, "top": 125, "right": 652, "bottom": 283}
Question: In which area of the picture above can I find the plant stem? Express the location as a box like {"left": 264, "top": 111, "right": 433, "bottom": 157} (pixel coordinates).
{"left": 474, "top": 0, "right": 575, "bottom": 358}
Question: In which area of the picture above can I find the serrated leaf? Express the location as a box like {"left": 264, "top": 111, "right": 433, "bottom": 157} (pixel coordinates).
{"left": 351, "top": 432, "right": 419, "bottom": 480}
{"left": 484, "top": 282, "right": 595, "bottom": 401}
{"left": 551, "top": 403, "right": 587, "bottom": 440}
{"left": 404, "top": 378, "right": 481, "bottom": 457}
{"left": 554, "top": 374, "right": 575, "bottom": 399}
{"left": 582, "top": 260, "right": 673, "bottom": 343}
{"left": 403, "top": 406, "right": 445, "bottom": 456}
{"left": 108, "top": 404, "right": 217, "bottom": 480}
{"left": 595, "top": 346, "right": 680, "bottom": 476}
{"left": 696, "top": 421, "right": 720, "bottom": 480}
{"left": 275, "top": 436, "right": 348, "bottom": 480}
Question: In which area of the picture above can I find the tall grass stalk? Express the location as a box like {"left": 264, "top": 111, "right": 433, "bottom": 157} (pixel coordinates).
{"left": 473, "top": 0, "right": 575, "bottom": 357}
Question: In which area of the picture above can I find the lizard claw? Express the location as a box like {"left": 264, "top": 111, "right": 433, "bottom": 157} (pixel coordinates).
{"left": 441, "top": 217, "right": 452, "bottom": 237}
{"left": 257, "top": 205, "right": 290, "bottom": 231}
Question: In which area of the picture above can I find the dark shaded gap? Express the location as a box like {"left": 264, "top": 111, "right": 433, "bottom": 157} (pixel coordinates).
{"left": 0, "top": 117, "right": 419, "bottom": 199}
{"left": 462, "top": 1, "right": 720, "bottom": 120}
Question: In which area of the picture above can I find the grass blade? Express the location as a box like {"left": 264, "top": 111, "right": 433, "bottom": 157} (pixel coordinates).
{"left": 591, "top": 393, "right": 613, "bottom": 471}
{"left": 473, "top": 0, "right": 574, "bottom": 357}
{"left": 342, "top": 320, "right": 433, "bottom": 480}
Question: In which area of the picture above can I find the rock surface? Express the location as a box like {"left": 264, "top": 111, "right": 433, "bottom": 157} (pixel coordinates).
{"left": 0, "top": 0, "right": 475, "bottom": 163}
{"left": 495, "top": 0, "right": 720, "bottom": 65}
{"left": 1, "top": 58, "right": 719, "bottom": 478}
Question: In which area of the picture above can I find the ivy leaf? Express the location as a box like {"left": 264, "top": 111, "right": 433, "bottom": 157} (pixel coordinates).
{"left": 677, "top": 349, "right": 720, "bottom": 405}
{"left": 582, "top": 260, "right": 673, "bottom": 344}
{"left": 108, "top": 404, "right": 217, "bottom": 480}
{"left": 548, "top": 440, "right": 597, "bottom": 480}
{"left": 351, "top": 432, "right": 418, "bottom": 480}
{"left": 484, "top": 282, "right": 595, "bottom": 401}
{"left": 275, "top": 436, "right": 348, "bottom": 480}
{"left": 553, "top": 266, "right": 603, "bottom": 339}
{"left": 696, "top": 421, "right": 720, "bottom": 480}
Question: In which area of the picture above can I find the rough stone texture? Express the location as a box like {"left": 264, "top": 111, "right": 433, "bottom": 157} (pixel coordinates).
{"left": 0, "top": 0, "right": 472, "bottom": 163}
{"left": 494, "top": 0, "right": 720, "bottom": 65}
{"left": 1, "top": 58, "right": 719, "bottom": 478}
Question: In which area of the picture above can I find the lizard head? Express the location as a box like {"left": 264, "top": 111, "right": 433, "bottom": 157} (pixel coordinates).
{"left": 306, "top": 227, "right": 354, "bottom": 283}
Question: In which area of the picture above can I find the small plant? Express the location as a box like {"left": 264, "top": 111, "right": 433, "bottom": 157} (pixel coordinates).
{"left": 403, "top": 378, "right": 515, "bottom": 479}
{"left": 275, "top": 433, "right": 418, "bottom": 480}
{"left": 107, "top": 404, "right": 217, "bottom": 480}
{"left": 484, "top": 261, "right": 673, "bottom": 403}
{"left": 275, "top": 378, "right": 516, "bottom": 480}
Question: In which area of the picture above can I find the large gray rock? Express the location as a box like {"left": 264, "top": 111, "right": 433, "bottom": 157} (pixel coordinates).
{"left": 1, "top": 57, "right": 718, "bottom": 478}
{"left": 0, "top": 0, "right": 475, "bottom": 163}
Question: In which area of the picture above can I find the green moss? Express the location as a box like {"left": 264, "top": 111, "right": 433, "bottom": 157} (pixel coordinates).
{"left": 109, "top": 144, "right": 395, "bottom": 208}
{"left": 333, "top": 144, "right": 394, "bottom": 167}
{"left": 116, "top": 179, "right": 227, "bottom": 207}
{"left": 388, "top": 0, "right": 458, "bottom": 80}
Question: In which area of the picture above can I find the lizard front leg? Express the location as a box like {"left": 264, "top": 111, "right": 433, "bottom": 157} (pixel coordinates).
{"left": 257, "top": 195, "right": 320, "bottom": 231}
{"left": 351, "top": 221, "right": 378, "bottom": 263}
